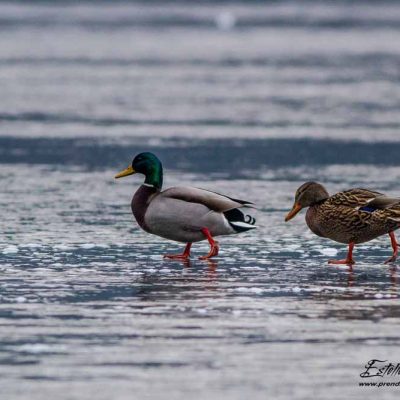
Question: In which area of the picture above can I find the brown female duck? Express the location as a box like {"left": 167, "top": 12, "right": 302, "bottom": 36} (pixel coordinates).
{"left": 285, "top": 182, "right": 400, "bottom": 265}
{"left": 115, "top": 152, "right": 257, "bottom": 260}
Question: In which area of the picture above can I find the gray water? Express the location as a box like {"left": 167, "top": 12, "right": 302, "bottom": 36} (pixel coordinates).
{"left": 1, "top": 1, "right": 400, "bottom": 399}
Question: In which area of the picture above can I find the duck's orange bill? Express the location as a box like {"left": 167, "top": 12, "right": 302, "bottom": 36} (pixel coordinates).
{"left": 115, "top": 165, "right": 136, "bottom": 179}
{"left": 285, "top": 203, "right": 302, "bottom": 222}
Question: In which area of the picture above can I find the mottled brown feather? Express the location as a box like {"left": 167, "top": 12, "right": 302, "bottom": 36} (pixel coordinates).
{"left": 305, "top": 188, "right": 400, "bottom": 244}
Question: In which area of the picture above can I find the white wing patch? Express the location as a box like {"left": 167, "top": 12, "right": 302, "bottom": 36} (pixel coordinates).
{"left": 229, "top": 221, "right": 258, "bottom": 230}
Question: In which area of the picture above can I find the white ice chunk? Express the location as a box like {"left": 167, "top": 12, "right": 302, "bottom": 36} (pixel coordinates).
{"left": 3, "top": 245, "right": 19, "bottom": 254}
{"left": 79, "top": 243, "right": 96, "bottom": 249}
{"left": 318, "top": 248, "right": 338, "bottom": 256}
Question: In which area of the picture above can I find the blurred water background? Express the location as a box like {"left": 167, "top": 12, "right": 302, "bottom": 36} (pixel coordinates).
{"left": 1, "top": 1, "right": 400, "bottom": 399}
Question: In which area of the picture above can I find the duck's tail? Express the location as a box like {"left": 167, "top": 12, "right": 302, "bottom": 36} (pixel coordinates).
{"left": 223, "top": 208, "right": 257, "bottom": 233}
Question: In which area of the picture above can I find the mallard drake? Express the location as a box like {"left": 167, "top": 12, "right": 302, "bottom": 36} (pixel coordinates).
{"left": 115, "top": 152, "right": 256, "bottom": 260}
{"left": 285, "top": 182, "right": 400, "bottom": 265}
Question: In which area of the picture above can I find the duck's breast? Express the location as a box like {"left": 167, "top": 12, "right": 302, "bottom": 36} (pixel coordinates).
{"left": 306, "top": 205, "right": 354, "bottom": 243}
{"left": 131, "top": 185, "right": 158, "bottom": 231}
{"left": 305, "top": 206, "right": 327, "bottom": 238}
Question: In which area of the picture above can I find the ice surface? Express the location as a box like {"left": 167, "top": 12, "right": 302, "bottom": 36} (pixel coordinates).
{"left": 1, "top": 1, "right": 400, "bottom": 399}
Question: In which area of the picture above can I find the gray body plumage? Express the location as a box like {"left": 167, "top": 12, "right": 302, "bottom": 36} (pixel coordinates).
{"left": 305, "top": 188, "right": 400, "bottom": 244}
{"left": 132, "top": 185, "right": 256, "bottom": 243}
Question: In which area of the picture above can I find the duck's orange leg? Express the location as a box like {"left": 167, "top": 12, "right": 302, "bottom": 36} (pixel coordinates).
{"left": 164, "top": 243, "right": 192, "bottom": 260}
{"left": 199, "top": 228, "right": 219, "bottom": 260}
{"left": 384, "top": 232, "right": 398, "bottom": 264}
{"left": 328, "top": 242, "right": 355, "bottom": 265}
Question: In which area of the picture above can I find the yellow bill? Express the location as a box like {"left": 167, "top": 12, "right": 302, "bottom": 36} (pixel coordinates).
{"left": 285, "top": 203, "right": 302, "bottom": 222}
{"left": 115, "top": 165, "right": 136, "bottom": 179}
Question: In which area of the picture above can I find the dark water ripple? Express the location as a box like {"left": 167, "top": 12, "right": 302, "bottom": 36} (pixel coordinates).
{"left": 1, "top": 1, "right": 400, "bottom": 31}
{"left": 3, "top": 136, "right": 400, "bottom": 171}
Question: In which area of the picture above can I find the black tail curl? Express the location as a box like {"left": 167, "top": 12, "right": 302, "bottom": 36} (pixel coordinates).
{"left": 223, "top": 208, "right": 257, "bottom": 232}
{"left": 245, "top": 215, "right": 256, "bottom": 225}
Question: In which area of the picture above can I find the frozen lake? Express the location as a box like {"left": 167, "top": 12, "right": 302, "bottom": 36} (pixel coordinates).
{"left": 1, "top": 1, "right": 400, "bottom": 399}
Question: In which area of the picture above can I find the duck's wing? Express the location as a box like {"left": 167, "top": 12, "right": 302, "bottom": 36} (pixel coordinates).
{"left": 367, "top": 195, "right": 400, "bottom": 210}
{"left": 161, "top": 186, "right": 254, "bottom": 212}
{"left": 144, "top": 187, "right": 256, "bottom": 241}
{"left": 329, "top": 188, "right": 400, "bottom": 211}
{"left": 328, "top": 188, "right": 383, "bottom": 208}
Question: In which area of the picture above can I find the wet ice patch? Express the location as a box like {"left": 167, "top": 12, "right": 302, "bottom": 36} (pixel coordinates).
{"left": 53, "top": 244, "right": 73, "bottom": 251}
{"left": 241, "top": 266, "right": 264, "bottom": 271}
{"left": 79, "top": 243, "right": 97, "bottom": 249}
{"left": 21, "top": 243, "right": 43, "bottom": 249}
{"left": 318, "top": 248, "right": 338, "bottom": 256}
{"left": 2, "top": 245, "right": 19, "bottom": 254}
{"left": 286, "top": 244, "right": 302, "bottom": 251}
{"left": 17, "top": 344, "right": 65, "bottom": 354}
{"left": 52, "top": 263, "right": 63, "bottom": 267}
{"left": 229, "top": 287, "right": 265, "bottom": 295}
{"left": 15, "top": 296, "right": 27, "bottom": 303}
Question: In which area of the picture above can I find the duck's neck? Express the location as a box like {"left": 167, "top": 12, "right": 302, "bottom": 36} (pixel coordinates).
{"left": 144, "top": 164, "right": 163, "bottom": 190}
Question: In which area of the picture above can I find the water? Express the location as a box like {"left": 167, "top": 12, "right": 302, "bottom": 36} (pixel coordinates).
{"left": 1, "top": 1, "right": 400, "bottom": 399}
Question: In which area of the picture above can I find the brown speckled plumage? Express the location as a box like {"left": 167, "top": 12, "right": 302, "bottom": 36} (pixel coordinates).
{"left": 305, "top": 197, "right": 400, "bottom": 244}
{"left": 286, "top": 182, "right": 400, "bottom": 264}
